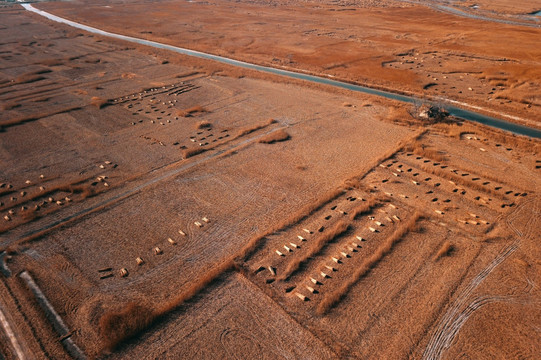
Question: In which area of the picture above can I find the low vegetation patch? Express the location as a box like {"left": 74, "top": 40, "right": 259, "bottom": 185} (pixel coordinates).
{"left": 433, "top": 241, "right": 453, "bottom": 261}
{"left": 317, "top": 211, "right": 422, "bottom": 314}
{"left": 348, "top": 196, "right": 385, "bottom": 221}
{"left": 90, "top": 96, "right": 109, "bottom": 109}
{"left": 258, "top": 129, "right": 290, "bottom": 144}
{"left": 279, "top": 220, "right": 350, "bottom": 280}
{"left": 236, "top": 187, "right": 345, "bottom": 261}
{"left": 182, "top": 147, "right": 206, "bottom": 159}
{"left": 99, "top": 303, "right": 155, "bottom": 353}
{"left": 403, "top": 140, "right": 446, "bottom": 162}
{"left": 99, "top": 260, "right": 235, "bottom": 353}
{"left": 195, "top": 120, "right": 211, "bottom": 129}
{"left": 1, "top": 101, "right": 21, "bottom": 111}
{"left": 177, "top": 105, "right": 207, "bottom": 117}
{"left": 237, "top": 118, "right": 276, "bottom": 137}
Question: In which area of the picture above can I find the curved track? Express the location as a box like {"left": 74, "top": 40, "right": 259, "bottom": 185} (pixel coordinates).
{"left": 421, "top": 241, "right": 519, "bottom": 360}
{"left": 422, "top": 198, "right": 539, "bottom": 360}
{"left": 21, "top": 4, "right": 541, "bottom": 138}
{"left": 400, "top": 0, "right": 541, "bottom": 28}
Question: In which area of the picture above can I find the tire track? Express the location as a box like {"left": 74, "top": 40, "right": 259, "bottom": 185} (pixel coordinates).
{"left": 422, "top": 199, "right": 539, "bottom": 360}
{"left": 421, "top": 242, "right": 518, "bottom": 360}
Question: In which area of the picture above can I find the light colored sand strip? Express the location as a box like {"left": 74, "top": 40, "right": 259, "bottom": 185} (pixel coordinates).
{"left": 0, "top": 304, "right": 26, "bottom": 360}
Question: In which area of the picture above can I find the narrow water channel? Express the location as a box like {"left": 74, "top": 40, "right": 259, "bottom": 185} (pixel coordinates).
{"left": 22, "top": 4, "right": 541, "bottom": 138}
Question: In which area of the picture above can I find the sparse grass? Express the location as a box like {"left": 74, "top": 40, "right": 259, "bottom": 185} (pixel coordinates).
{"left": 258, "top": 129, "right": 290, "bottom": 144}
{"left": 278, "top": 220, "right": 350, "bottom": 280}
{"left": 317, "top": 211, "right": 422, "bottom": 314}
{"left": 433, "top": 241, "right": 453, "bottom": 261}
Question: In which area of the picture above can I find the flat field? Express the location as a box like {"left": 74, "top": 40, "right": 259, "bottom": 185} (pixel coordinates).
{"left": 0, "top": 2, "right": 539, "bottom": 360}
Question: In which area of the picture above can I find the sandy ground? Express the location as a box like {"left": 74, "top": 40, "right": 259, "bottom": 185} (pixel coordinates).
{"left": 36, "top": 0, "right": 541, "bottom": 128}
{"left": 0, "top": 3, "right": 540, "bottom": 360}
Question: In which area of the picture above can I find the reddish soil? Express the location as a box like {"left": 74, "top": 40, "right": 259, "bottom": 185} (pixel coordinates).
{"left": 0, "top": 2, "right": 539, "bottom": 360}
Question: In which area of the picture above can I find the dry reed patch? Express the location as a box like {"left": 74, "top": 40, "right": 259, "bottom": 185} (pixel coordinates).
{"left": 317, "top": 211, "right": 422, "bottom": 314}
{"left": 0, "top": 106, "right": 80, "bottom": 132}
{"left": 176, "top": 105, "right": 207, "bottom": 117}
{"left": 279, "top": 220, "right": 350, "bottom": 280}
{"left": 258, "top": 129, "right": 290, "bottom": 144}
{"left": 403, "top": 140, "right": 446, "bottom": 162}
{"left": 121, "top": 73, "right": 138, "bottom": 79}
{"left": 348, "top": 196, "right": 386, "bottom": 221}
{"left": 99, "top": 303, "right": 155, "bottom": 353}
{"left": 341, "top": 177, "right": 370, "bottom": 192}
{"left": 384, "top": 105, "right": 419, "bottom": 127}
{"left": 14, "top": 74, "right": 45, "bottom": 84}
{"left": 73, "top": 89, "right": 88, "bottom": 96}
{"left": 236, "top": 118, "right": 276, "bottom": 137}
{"left": 194, "top": 120, "right": 211, "bottom": 129}
{"left": 63, "top": 183, "right": 98, "bottom": 199}
{"left": 182, "top": 147, "right": 206, "bottom": 159}
{"left": 37, "top": 58, "right": 65, "bottom": 66}
{"left": 19, "top": 208, "right": 39, "bottom": 222}
{"left": 90, "top": 97, "right": 108, "bottom": 109}
{"left": 439, "top": 122, "right": 540, "bottom": 153}
{"left": 416, "top": 162, "right": 507, "bottom": 198}
{"left": 236, "top": 187, "right": 345, "bottom": 261}
{"left": 1, "top": 101, "right": 21, "bottom": 110}
{"left": 98, "top": 260, "right": 235, "bottom": 353}
{"left": 433, "top": 241, "right": 453, "bottom": 261}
